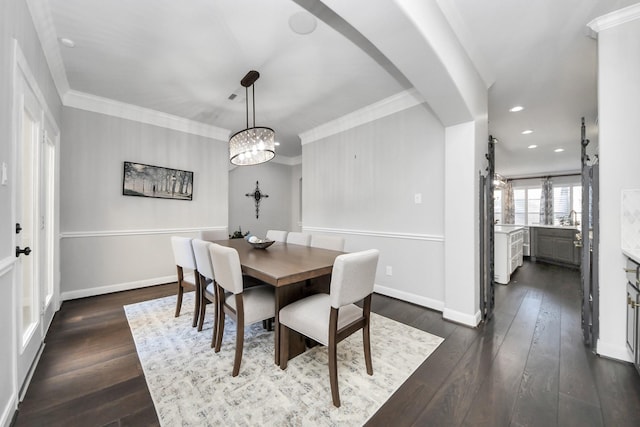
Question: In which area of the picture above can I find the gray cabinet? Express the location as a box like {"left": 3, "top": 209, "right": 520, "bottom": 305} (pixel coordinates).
{"left": 530, "top": 226, "right": 580, "bottom": 267}
{"left": 626, "top": 257, "right": 640, "bottom": 375}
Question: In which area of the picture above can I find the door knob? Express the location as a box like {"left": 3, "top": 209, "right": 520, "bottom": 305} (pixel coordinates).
{"left": 16, "top": 246, "right": 32, "bottom": 257}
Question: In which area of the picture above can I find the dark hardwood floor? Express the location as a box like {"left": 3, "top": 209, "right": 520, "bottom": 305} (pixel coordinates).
{"left": 13, "top": 260, "right": 640, "bottom": 426}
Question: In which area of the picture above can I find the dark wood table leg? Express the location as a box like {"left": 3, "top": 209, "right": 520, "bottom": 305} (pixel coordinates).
{"left": 274, "top": 284, "right": 305, "bottom": 365}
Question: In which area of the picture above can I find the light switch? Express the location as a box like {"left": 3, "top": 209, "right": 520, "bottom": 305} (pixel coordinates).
{"left": 1, "top": 162, "right": 7, "bottom": 186}
{"left": 414, "top": 193, "right": 422, "bottom": 204}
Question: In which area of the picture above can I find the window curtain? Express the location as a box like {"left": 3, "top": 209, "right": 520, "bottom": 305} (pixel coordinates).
{"left": 503, "top": 181, "right": 515, "bottom": 224}
{"left": 540, "top": 177, "right": 553, "bottom": 225}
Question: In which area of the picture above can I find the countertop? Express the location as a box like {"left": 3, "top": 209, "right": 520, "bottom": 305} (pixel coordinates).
{"left": 495, "top": 225, "right": 524, "bottom": 234}
{"left": 623, "top": 249, "right": 640, "bottom": 264}
{"left": 528, "top": 224, "right": 580, "bottom": 230}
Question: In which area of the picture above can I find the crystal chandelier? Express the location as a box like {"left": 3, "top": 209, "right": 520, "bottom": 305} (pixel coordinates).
{"left": 229, "top": 70, "right": 275, "bottom": 166}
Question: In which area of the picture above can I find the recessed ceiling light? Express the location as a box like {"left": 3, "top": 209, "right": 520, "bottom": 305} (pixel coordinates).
{"left": 521, "top": 129, "right": 533, "bottom": 135}
{"left": 289, "top": 11, "right": 317, "bottom": 35}
{"left": 59, "top": 37, "right": 76, "bottom": 48}
{"left": 509, "top": 106, "right": 524, "bottom": 112}
{"left": 554, "top": 148, "right": 564, "bottom": 153}
{"left": 528, "top": 145, "right": 537, "bottom": 149}
{"left": 274, "top": 142, "right": 280, "bottom": 146}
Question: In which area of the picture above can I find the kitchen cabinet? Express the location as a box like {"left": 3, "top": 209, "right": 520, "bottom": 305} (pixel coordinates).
{"left": 626, "top": 256, "right": 640, "bottom": 375}
{"left": 530, "top": 226, "right": 580, "bottom": 267}
{"left": 494, "top": 226, "right": 524, "bottom": 284}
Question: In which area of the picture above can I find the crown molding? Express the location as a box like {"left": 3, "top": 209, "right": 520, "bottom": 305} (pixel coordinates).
{"left": 64, "top": 90, "right": 231, "bottom": 140}
{"left": 588, "top": 3, "right": 640, "bottom": 33}
{"left": 25, "top": 0, "right": 70, "bottom": 102}
{"left": 299, "top": 88, "right": 425, "bottom": 145}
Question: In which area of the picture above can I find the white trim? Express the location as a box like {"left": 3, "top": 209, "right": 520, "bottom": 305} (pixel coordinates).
{"left": 443, "top": 308, "right": 481, "bottom": 327}
{"left": 596, "top": 338, "right": 633, "bottom": 362}
{"left": 64, "top": 90, "right": 231, "bottom": 140}
{"left": 0, "top": 256, "right": 16, "bottom": 278}
{"left": 24, "top": 0, "right": 70, "bottom": 102}
{"left": 374, "top": 285, "right": 444, "bottom": 312}
{"left": 0, "top": 391, "right": 17, "bottom": 427}
{"left": 60, "top": 226, "right": 227, "bottom": 239}
{"left": 302, "top": 226, "right": 444, "bottom": 242}
{"left": 299, "top": 89, "right": 425, "bottom": 145}
{"left": 588, "top": 3, "right": 640, "bottom": 33}
{"left": 60, "top": 275, "right": 176, "bottom": 302}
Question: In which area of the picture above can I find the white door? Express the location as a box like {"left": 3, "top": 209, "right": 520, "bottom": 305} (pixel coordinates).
{"left": 14, "top": 65, "right": 54, "bottom": 393}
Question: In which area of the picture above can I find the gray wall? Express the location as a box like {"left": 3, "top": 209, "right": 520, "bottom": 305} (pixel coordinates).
{"left": 0, "top": 0, "right": 63, "bottom": 423}
{"left": 59, "top": 107, "right": 229, "bottom": 298}
{"left": 302, "top": 104, "right": 446, "bottom": 308}
{"left": 228, "top": 161, "right": 294, "bottom": 238}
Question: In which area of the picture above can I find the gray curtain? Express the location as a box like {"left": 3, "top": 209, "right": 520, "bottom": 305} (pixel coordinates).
{"left": 540, "top": 178, "right": 554, "bottom": 225}
{"left": 504, "top": 181, "right": 515, "bottom": 224}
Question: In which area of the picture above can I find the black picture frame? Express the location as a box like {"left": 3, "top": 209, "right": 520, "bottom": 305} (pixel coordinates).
{"left": 122, "top": 161, "right": 193, "bottom": 201}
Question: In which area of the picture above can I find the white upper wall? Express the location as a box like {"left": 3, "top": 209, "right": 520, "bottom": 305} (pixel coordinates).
{"left": 589, "top": 5, "right": 640, "bottom": 361}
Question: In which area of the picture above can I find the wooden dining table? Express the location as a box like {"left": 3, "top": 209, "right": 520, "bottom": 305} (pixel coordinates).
{"left": 214, "top": 238, "right": 344, "bottom": 365}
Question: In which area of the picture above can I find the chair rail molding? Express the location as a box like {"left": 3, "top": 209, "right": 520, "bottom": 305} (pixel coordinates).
{"left": 60, "top": 226, "right": 228, "bottom": 239}
{"left": 302, "top": 226, "right": 444, "bottom": 242}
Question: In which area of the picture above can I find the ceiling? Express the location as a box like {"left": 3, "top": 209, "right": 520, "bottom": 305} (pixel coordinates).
{"left": 33, "top": 0, "right": 638, "bottom": 175}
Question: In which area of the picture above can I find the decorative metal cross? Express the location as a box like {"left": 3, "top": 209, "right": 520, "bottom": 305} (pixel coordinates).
{"left": 246, "top": 180, "right": 269, "bottom": 219}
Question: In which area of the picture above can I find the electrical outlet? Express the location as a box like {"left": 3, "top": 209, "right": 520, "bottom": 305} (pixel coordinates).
{"left": 414, "top": 193, "right": 422, "bottom": 204}
{"left": 386, "top": 266, "right": 393, "bottom": 276}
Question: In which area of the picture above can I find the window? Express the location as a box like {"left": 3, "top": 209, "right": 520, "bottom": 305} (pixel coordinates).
{"left": 512, "top": 186, "right": 541, "bottom": 225}
{"left": 553, "top": 184, "right": 582, "bottom": 225}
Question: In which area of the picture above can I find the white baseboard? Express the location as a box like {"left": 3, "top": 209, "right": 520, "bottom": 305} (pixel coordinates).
{"left": 374, "top": 284, "right": 444, "bottom": 312}
{"left": 442, "top": 307, "right": 481, "bottom": 327}
{"left": 0, "top": 392, "right": 17, "bottom": 427}
{"left": 596, "top": 339, "right": 633, "bottom": 362}
{"left": 60, "top": 275, "right": 175, "bottom": 301}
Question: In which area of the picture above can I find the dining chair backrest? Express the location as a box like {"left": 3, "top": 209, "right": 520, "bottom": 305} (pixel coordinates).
{"left": 171, "top": 236, "right": 197, "bottom": 270}
{"left": 192, "top": 239, "right": 215, "bottom": 281}
{"left": 266, "top": 229, "right": 288, "bottom": 242}
{"left": 199, "top": 229, "right": 228, "bottom": 242}
{"left": 286, "top": 232, "right": 311, "bottom": 246}
{"left": 329, "top": 249, "right": 379, "bottom": 309}
{"left": 310, "top": 235, "right": 345, "bottom": 252}
{"left": 209, "top": 243, "right": 244, "bottom": 294}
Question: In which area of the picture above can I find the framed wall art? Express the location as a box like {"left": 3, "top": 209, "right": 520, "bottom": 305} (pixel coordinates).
{"left": 122, "top": 161, "right": 193, "bottom": 201}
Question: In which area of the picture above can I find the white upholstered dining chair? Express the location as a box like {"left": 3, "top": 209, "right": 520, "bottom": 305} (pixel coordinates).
{"left": 310, "top": 235, "right": 345, "bottom": 252}
{"left": 209, "top": 243, "right": 276, "bottom": 376}
{"left": 266, "top": 229, "right": 288, "bottom": 242}
{"left": 286, "top": 231, "right": 311, "bottom": 246}
{"left": 278, "top": 249, "right": 379, "bottom": 407}
{"left": 170, "top": 236, "right": 200, "bottom": 327}
{"left": 191, "top": 239, "right": 219, "bottom": 338}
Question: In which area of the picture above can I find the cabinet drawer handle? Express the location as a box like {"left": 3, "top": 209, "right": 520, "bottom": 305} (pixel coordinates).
{"left": 624, "top": 268, "right": 637, "bottom": 273}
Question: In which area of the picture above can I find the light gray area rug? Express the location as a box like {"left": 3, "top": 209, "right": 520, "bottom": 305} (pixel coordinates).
{"left": 124, "top": 293, "right": 443, "bottom": 426}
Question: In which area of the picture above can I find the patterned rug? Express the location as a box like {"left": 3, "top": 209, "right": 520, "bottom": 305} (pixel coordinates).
{"left": 124, "top": 293, "right": 443, "bottom": 426}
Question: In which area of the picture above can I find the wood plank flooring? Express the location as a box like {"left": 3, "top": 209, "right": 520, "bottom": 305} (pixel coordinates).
{"left": 13, "top": 260, "right": 640, "bottom": 426}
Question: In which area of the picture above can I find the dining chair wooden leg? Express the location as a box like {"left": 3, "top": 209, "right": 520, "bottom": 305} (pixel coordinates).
{"left": 214, "top": 306, "right": 224, "bottom": 351}
{"left": 191, "top": 275, "right": 201, "bottom": 328}
{"left": 232, "top": 312, "right": 244, "bottom": 377}
{"left": 363, "top": 323, "right": 373, "bottom": 375}
{"left": 175, "top": 282, "right": 183, "bottom": 317}
{"left": 328, "top": 337, "right": 340, "bottom": 407}
{"left": 279, "top": 324, "right": 289, "bottom": 370}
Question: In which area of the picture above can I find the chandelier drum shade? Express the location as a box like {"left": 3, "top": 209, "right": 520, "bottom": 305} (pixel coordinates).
{"left": 229, "top": 70, "right": 275, "bottom": 166}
